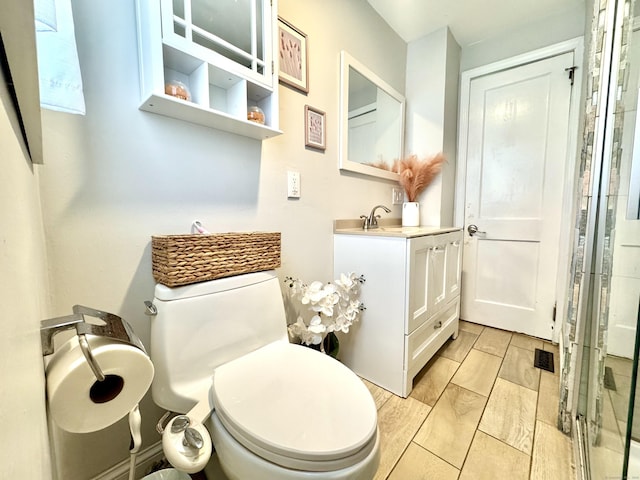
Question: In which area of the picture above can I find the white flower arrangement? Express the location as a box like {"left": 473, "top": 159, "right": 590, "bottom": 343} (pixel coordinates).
{"left": 284, "top": 273, "right": 365, "bottom": 352}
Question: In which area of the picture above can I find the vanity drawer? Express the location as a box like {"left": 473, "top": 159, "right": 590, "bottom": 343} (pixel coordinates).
{"left": 405, "top": 298, "right": 459, "bottom": 379}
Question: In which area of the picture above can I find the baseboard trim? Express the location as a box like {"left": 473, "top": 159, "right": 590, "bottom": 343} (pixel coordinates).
{"left": 91, "top": 441, "right": 164, "bottom": 480}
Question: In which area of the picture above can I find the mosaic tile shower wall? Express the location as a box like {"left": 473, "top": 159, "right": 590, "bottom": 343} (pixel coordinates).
{"left": 560, "top": 0, "right": 633, "bottom": 435}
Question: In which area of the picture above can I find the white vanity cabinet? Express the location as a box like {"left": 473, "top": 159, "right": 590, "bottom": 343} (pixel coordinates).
{"left": 333, "top": 227, "right": 462, "bottom": 397}
{"left": 135, "top": 0, "right": 281, "bottom": 139}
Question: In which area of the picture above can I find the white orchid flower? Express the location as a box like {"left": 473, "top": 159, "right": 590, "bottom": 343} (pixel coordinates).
{"left": 288, "top": 316, "right": 324, "bottom": 345}
{"left": 301, "top": 281, "right": 325, "bottom": 304}
{"left": 311, "top": 290, "right": 339, "bottom": 316}
{"left": 335, "top": 272, "right": 355, "bottom": 290}
{"left": 285, "top": 273, "right": 364, "bottom": 347}
{"left": 308, "top": 315, "right": 327, "bottom": 333}
{"left": 344, "top": 300, "right": 361, "bottom": 321}
{"left": 288, "top": 317, "right": 310, "bottom": 344}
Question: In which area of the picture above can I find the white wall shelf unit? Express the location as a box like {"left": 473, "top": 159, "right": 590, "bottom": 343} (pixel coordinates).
{"left": 334, "top": 228, "right": 462, "bottom": 397}
{"left": 135, "top": 0, "right": 281, "bottom": 140}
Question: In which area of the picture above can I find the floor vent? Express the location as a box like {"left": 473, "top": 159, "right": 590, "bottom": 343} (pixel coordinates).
{"left": 604, "top": 366, "right": 617, "bottom": 391}
{"left": 534, "top": 349, "right": 554, "bottom": 373}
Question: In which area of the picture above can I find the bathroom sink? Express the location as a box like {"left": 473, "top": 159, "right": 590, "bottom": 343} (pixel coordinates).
{"left": 333, "top": 219, "right": 461, "bottom": 237}
{"left": 378, "top": 226, "right": 416, "bottom": 232}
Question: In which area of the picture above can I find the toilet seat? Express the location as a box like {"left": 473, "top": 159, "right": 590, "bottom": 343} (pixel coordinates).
{"left": 211, "top": 341, "right": 378, "bottom": 472}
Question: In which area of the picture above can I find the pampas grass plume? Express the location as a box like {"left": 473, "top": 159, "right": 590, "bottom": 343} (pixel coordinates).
{"left": 394, "top": 153, "right": 445, "bottom": 202}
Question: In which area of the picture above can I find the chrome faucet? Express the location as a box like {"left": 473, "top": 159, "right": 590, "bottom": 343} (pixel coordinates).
{"left": 360, "top": 205, "right": 391, "bottom": 229}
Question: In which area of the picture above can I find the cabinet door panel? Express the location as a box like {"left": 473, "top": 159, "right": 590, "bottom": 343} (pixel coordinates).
{"left": 192, "top": 0, "right": 263, "bottom": 64}
{"left": 161, "top": 0, "right": 271, "bottom": 87}
{"left": 407, "top": 236, "right": 431, "bottom": 334}
{"left": 445, "top": 232, "right": 462, "bottom": 302}
{"left": 428, "top": 243, "right": 447, "bottom": 313}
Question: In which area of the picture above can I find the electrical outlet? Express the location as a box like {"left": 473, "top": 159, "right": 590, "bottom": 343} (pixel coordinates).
{"left": 392, "top": 187, "right": 404, "bottom": 205}
{"left": 287, "top": 171, "right": 300, "bottom": 198}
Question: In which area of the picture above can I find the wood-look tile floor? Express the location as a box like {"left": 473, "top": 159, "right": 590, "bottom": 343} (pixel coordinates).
{"left": 365, "top": 321, "right": 576, "bottom": 480}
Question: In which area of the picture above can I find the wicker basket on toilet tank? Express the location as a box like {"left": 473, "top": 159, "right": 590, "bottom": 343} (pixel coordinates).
{"left": 151, "top": 232, "right": 281, "bottom": 287}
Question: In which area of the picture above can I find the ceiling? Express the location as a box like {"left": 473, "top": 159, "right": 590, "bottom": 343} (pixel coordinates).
{"left": 366, "top": 0, "right": 586, "bottom": 46}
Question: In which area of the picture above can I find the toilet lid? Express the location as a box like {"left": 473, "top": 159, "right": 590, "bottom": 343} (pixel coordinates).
{"left": 211, "top": 341, "right": 378, "bottom": 471}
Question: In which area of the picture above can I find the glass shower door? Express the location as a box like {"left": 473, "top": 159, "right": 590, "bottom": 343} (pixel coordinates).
{"left": 582, "top": 0, "right": 640, "bottom": 478}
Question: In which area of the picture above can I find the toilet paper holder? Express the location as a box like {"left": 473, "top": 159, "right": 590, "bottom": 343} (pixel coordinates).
{"left": 41, "top": 305, "right": 148, "bottom": 382}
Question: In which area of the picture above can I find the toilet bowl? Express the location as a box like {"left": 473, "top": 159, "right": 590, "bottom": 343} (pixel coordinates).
{"left": 206, "top": 342, "right": 379, "bottom": 479}
{"left": 149, "top": 271, "right": 380, "bottom": 479}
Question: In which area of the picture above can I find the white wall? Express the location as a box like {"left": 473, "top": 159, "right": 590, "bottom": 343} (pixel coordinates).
{"left": 404, "top": 27, "right": 460, "bottom": 226}
{"left": 0, "top": 66, "right": 52, "bottom": 478}
{"left": 460, "top": 5, "right": 586, "bottom": 71}
{"left": 441, "top": 28, "right": 461, "bottom": 227}
{"left": 37, "top": 0, "right": 406, "bottom": 478}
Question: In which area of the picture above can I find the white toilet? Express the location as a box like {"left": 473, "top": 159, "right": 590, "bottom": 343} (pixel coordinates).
{"left": 150, "top": 270, "right": 380, "bottom": 480}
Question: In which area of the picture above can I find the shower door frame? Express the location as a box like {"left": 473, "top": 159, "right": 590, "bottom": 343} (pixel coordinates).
{"left": 569, "top": 0, "right": 638, "bottom": 479}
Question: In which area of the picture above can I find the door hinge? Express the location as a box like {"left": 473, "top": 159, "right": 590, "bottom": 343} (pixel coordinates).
{"left": 552, "top": 302, "right": 557, "bottom": 322}
{"left": 565, "top": 66, "right": 577, "bottom": 86}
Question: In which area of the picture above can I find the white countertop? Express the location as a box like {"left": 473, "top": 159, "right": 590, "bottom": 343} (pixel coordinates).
{"left": 334, "top": 219, "right": 461, "bottom": 238}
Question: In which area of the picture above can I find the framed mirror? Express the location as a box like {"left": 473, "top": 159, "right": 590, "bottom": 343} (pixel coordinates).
{"left": 339, "top": 51, "right": 405, "bottom": 181}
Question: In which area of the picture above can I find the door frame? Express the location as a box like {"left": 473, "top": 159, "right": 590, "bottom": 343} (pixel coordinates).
{"left": 455, "top": 37, "right": 584, "bottom": 343}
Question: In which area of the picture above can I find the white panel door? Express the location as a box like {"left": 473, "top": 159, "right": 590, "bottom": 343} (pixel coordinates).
{"left": 461, "top": 52, "right": 574, "bottom": 340}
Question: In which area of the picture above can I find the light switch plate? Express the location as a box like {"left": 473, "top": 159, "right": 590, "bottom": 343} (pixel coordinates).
{"left": 392, "top": 187, "right": 404, "bottom": 205}
{"left": 287, "top": 171, "right": 301, "bottom": 198}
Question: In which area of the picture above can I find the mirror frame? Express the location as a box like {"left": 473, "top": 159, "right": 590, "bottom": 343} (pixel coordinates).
{"left": 339, "top": 51, "right": 405, "bottom": 181}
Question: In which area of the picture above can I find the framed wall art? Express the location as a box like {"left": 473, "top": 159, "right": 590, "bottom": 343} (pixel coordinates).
{"left": 278, "top": 17, "right": 308, "bottom": 93}
{"left": 305, "top": 105, "right": 326, "bottom": 150}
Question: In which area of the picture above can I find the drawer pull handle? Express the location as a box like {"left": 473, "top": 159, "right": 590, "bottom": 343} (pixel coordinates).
{"left": 434, "top": 321, "right": 443, "bottom": 329}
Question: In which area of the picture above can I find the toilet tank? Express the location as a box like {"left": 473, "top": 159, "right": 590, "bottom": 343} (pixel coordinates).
{"left": 150, "top": 270, "right": 288, "bottom": 413}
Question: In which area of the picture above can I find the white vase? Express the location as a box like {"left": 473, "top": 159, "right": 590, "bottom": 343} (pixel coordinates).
{"left": 402, "top": 202, "right": 420, "bottom": 227}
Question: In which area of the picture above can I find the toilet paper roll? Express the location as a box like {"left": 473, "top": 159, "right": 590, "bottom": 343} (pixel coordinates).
{"left": 45, "top": 334, "right": 154, "bottom": 433}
